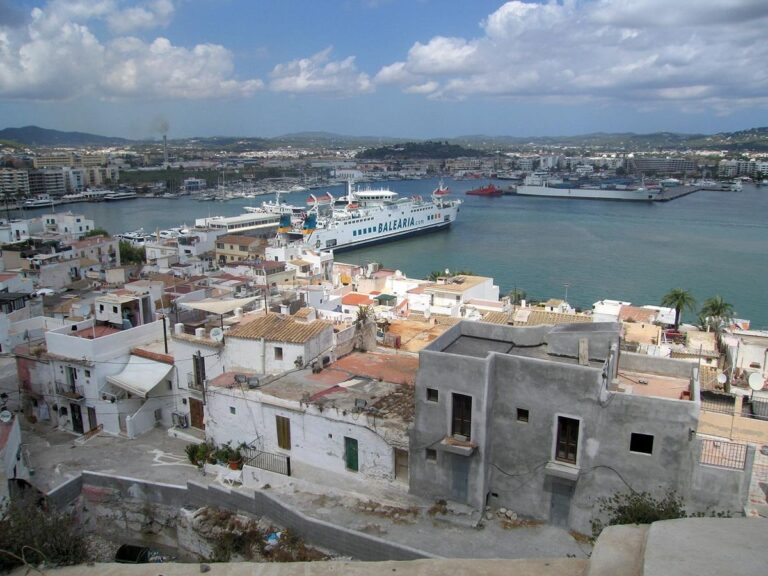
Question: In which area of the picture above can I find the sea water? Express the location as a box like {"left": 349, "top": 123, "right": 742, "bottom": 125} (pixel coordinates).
{"left": 21, "top": 179, "right": 768, "bottom": 327}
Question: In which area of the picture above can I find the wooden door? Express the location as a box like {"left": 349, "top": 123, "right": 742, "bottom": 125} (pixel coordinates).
{"left": 70, "top": 403, "right": 84, "bottom": 434}
{"left": 344, "top": 437, "right": 358, "bottom": 472}
{"left": 189, "top": 397, "right": 205, "bottom": 430}
{"left": 87, "top": 406, "right": 97, "bottom": 431}
{"left": 394, "top": 448, "right": 409, "bottom": 482}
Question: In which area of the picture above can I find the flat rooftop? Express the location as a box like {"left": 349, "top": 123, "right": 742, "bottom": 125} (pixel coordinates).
{"left": 71, "top": 325, "right": 122, "bottom": 339}
{"left": 442, "top": 335, "right": 604, "bottom": 367}
{"left": 616, "top": 370, "right": 691, "bottom": 400}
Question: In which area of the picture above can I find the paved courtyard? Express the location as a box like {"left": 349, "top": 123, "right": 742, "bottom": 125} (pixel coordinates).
{"left": 21, "top": 420, "right": 591, "bottom": 560}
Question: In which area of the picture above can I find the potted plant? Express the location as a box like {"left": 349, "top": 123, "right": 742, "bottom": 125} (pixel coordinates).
{"left": 228, "top": 447, "right": 243, "bottom": 470}
{"left": 185, "top": 444, "right": 199, "bottom": 465}
{"left": 216, "top": 444, "right": 232, "bottom": 465}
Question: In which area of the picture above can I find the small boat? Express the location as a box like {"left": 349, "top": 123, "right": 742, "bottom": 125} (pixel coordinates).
{"left": 432, "top": 180, "right": 450, "bottom": 196}
{"left": 466, "top": 184, "right": 502, "bottom": 197}
{"left": 23, "top": 194, "right": 55, "bottom": 208}
{"left": 105, "top": 191, "right": 138, "bottom": 201}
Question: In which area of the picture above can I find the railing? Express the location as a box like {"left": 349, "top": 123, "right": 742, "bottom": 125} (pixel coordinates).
{"left": 700, "top": 391, "right": 736, "bottom": 415}
{"left": 698, "top": 438, "right": 748, "bottom": 470}
{"left": 242, "top": 446, "right": 291, "bottom": 476}
{"left": 55, "top": 380, "right": 84, "bottom": 400}
{"left": 742, "top": 398, "right": 768, "bottom": 421}
{"left": 187, "top": 372, "right": 204, "bottom": 392}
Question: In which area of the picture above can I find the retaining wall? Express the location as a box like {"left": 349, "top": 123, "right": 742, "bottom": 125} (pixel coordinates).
{"left": 49, "top": 471, "right": 433, "bottom": 562}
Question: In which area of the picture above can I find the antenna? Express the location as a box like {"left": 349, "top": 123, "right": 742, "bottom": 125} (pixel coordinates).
{"left": 210, "top": 327, "right": 224, "bottom": 342}
{"left": 748, "top": 372, "right": 763, "bottom": 391}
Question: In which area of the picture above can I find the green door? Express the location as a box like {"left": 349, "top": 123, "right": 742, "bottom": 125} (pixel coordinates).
{"left": 344, "top": 437, "right": 358, "bottom": 472}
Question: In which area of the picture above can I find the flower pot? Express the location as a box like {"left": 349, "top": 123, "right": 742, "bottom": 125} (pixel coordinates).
{"left": 228, "top": 458, "right": 242, "bottom": 470}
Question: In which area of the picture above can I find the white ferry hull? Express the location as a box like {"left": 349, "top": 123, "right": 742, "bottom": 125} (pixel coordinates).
{"left": 279, "top": 184, "right": 461, "bottom": 251}
{"left": 516, "top": 185, "right": 659, "bottom": 201}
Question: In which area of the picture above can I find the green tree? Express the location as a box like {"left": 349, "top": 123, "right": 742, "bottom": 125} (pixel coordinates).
{"left": 700, "top": 295, "right": 735, "bottom": 332}
{"left": 426, "top": 270, "right": 444, "bottom": 281}
{"left": 660, "top": 288, "right": 697, "bottom": 329}
{"left": 83, "top": 227, "right": 110, "bottom": 238}
{"left": 508, "top": 288, "right": 527, "bottom": 306}
{"left": 119, "top": 241, "right": 146, "bottom": 264}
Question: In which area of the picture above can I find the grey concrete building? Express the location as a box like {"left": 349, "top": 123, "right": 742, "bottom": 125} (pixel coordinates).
{"left": 409, "top": 321, "right": 753, "bottom": 533}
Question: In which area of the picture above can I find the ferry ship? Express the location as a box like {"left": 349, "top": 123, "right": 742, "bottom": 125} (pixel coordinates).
{"left": 266, "top": 181, "right": 461, "bottom": 252}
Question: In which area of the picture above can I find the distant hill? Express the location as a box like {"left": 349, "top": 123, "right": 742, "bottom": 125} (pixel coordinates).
{"left": 356, "top": 141, "right": 484, "bottom": 160}
{"left": 3, "top": 125, "right": 767, "bottom": 152}
{"left": 0, "top": 126, "right": 131, "bottom": 147}
{"left": 450, "top": 129, "right": 768, "bottom": 152}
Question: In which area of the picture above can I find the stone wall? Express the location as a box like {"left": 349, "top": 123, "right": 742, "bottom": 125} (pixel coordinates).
{"left": 49, "top": 471, "right": 433, "bottom": 562}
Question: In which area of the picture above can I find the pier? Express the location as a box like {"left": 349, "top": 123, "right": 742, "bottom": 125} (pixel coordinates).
{"left": 655, "top": 185, "right": 740, "bottom": 202}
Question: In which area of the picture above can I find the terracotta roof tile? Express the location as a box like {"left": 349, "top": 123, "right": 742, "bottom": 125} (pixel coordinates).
{"left": 227, "top": 314, "right": 331, "bottom": 344}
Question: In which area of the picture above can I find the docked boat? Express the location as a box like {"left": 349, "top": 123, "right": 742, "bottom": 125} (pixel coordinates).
{"left": 516, "top": 183, "right": 659, "bottom": 201}
{"left": 23, "top": 195, "right": 55, "bottom": 208}
{"left": 105, "top": 191, "right": 138, "bottom": 201}
{"left": 117, "top": 229, "right": 150, "bottom": 245}
{"left": 466, "top": 184, "right": 502, "bottom": 197}
{"left": 271, "top": 181, "right": 461, "bottom": 252}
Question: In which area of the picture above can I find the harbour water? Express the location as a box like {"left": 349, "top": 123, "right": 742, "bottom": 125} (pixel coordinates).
{"left": 19, "top": 179, "right": 768, "bottom": 328}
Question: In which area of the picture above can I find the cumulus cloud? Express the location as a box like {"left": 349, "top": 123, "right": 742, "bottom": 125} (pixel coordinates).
{"left": 269, "top": 47, "right": 373, "bottom": 96}
{"left": 375, "top": 0, "right": 768, "bottom": 112}
{"left": 107, "top": 0, "right": 175, "bottom": 34}
{"left": 0, "top": 0, "right": 262, "bottom": 101}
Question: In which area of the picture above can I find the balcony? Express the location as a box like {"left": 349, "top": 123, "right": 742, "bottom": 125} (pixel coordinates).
{"left": 55, "top": 380, "right": 85, "bottom": 401}
{"left": 187, "top": 372, "right": 204, "bottom": 393}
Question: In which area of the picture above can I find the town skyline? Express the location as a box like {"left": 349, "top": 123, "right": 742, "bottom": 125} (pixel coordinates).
{"left": 0, "top": 0, "right": 766, "bottom": 139}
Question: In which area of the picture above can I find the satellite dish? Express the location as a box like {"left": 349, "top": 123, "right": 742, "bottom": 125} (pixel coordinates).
{"left": 748, "top": 372, "right": 764, "bottom": 391}
{"left": 0, "top": 410, "right": 12, "bottom": 423}
{"left": 717, "top": 373, "right": 728, "bottom": 385}
{"left": 210, "top": 327, "right": 224, "bottom": 342}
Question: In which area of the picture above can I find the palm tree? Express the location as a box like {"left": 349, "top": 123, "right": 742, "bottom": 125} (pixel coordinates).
{"left": 700, "top": 295, "right": 735, "bottom": 332}
{"left": 661, "top": 288, "right": 697, "bottom": 329}
{"left": 508, "top": 288, "right": 527, "bottom": 306}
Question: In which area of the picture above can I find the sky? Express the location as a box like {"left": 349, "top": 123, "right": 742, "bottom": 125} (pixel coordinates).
{"left": 0, "top": 0, "right": 766, "bottom": 139}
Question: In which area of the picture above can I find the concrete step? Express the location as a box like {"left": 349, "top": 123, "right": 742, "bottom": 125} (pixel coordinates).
{"left": 587, "top": 524, "right": 647, "bottom": 576}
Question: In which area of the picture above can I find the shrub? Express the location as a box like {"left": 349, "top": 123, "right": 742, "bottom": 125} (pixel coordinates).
{"left": 0, "top": 491, "right": 87, "bottom": 571}
{"left": 591, "top": 490, "right": 686, "bottom": 538}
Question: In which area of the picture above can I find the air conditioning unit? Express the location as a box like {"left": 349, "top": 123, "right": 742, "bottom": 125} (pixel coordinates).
{"left": 172, "top": 412, "right": 188, "bottom": 428}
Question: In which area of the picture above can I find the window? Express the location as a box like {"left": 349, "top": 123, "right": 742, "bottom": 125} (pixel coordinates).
{"left": 229, "top": 406, "right": 236, "bottom": 415}
{"left": 426, "top": 388, "right": 439, "bottom": 403}
{"left": 452, "top": 393, "right": 472, "bottom": 440}
{"left": 84, "top": 370, "right": 91, "bottom": 378}
{"left": 276, "top": 415, "right": 291, "bottom": 450}
{"left": 426, "top": 448, "right": 437, "bottom": 462}
{"left": 630, "top": 433, "right": 654, "bottom": 455}
{"left": 517, "top": 408, "right": 529, "bottom": 423}
{"left": 556, "top": 417, "right": 580, "bottom": 464}
{"left": 274, "top": 347, "right": 283, "bottom": 361}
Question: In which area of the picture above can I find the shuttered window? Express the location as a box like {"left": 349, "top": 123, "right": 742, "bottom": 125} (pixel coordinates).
{"left": 276, "top": 415, "right": 291, "bottom": 450}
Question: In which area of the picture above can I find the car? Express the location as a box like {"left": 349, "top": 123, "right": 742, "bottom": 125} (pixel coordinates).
{"left": 33, "top": 288, "right": 55, "bottom": 297}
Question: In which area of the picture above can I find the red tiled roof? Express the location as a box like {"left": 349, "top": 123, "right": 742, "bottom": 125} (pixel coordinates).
{"left": 342, "top": 293, "right": 374, "bottom": 306}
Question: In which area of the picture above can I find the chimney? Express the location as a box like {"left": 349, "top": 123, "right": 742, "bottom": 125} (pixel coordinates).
{"left": 163, "top": 134, "right": 168, "bottom": 166}
{"left": 578, "top": 337, "right": 589, "bottom": 366}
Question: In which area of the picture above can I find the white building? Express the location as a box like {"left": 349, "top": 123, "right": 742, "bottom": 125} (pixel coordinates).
{"left": 40, "top": 212, "right": 95, "bottom": 239}
{"left": 592, "top": 299, "right": 632, "bottom": 323}
{"left": 0, "top": 168, "right": 29, "bottom": 198}
{"left": 204, "top": 366, "right": 411, "bottom": 483}
{"left": 224, "top": 314, "right": 334, "bottom": 374}
{"left": 420, "top": 275, "right": 500, "bottom": 317}
{"left": 44, "top": 317, "right": 173, "bottom": 438}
